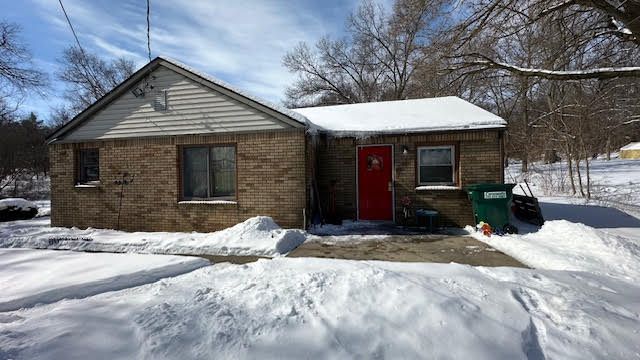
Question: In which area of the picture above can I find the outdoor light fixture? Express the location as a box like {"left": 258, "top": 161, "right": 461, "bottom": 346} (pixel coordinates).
{"left": 402, "top": 145, "right": 409, "bottom": 155}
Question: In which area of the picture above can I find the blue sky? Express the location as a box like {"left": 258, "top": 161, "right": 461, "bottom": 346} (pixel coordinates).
{"left": 3, "top": 0, "right": 367, "bottom": 121}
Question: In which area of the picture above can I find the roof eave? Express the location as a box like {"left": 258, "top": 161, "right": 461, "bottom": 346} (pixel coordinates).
{"left": 308, "top": 124, "right": 507, "bottom": 137}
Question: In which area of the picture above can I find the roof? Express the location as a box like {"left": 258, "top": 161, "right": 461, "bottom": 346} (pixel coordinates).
{"left": 621, "top": 142, "right": 640, "bottom": 151}
{"left": 293, "top": 97, "right": 507, "bottom": 136}
{"left": 47, "top": 56, "right": 306, "bottom": 143}
{"left": 48, "top": 56, "right": 506, "bottom": 143}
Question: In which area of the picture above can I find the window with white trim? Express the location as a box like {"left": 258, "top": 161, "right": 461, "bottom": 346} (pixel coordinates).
{"left": 417, "top": 145, "right": 456, "bottom": 185}
{"left": 182, "top": 145, "right": 236, "bottom": 200}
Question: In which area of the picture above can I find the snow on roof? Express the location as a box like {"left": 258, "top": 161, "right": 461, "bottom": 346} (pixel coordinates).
{"left": 621, "top": 142, "right": 640, "bottom": 151}
{"left": 157, "top": 56, "right": 308, "bottom": 125}
{"left": 293, "top": 96, "right": 506, "bottom": 136}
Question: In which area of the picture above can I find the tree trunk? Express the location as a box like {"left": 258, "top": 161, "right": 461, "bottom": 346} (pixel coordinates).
{"left": 606, "top": 136, "right": 611, "bottom": 161}
{"left": 521, "top": 157, "right": 528, "bottom": 172}
{"left": 575, "top": 156, "right": 585, "bottom": 197}
{"left": 585, "top": 154, "right": 591, "bottom": 199}
{"left": 567, "top": 151, "right": 576, "bottom": 195}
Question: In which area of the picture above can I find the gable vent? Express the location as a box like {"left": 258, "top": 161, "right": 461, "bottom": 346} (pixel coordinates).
{"left": 153, "top": 89, "right": 168, "bottom": 111}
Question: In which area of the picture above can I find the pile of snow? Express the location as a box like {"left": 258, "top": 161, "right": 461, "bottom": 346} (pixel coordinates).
{"left": 34, "top": 200, "right": 50, "bottom": 217}
{"left": 620, "top": 142, "right": 640, "bottom": 151}
{"left": 1, "top": 257, "right": 638, "bottom": 359}
{"left": 0, "top": 216, "right": 306, "bottom": 257}
{"left": 0, "top": 198, "right": 38, "bottom": 222}
{"left": 470, "top": 220, "right": 640, "bottom": 281}
{"left": 294, "top": 96, "right": 506, "bottom": 136}
{"left": 0, "top": 248, "right": 208, "bottom": 312}
{"left": 0, "top": 198, "right": 36, "bottom": 212}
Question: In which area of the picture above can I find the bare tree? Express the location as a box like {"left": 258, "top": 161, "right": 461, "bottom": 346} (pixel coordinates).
{"left": 450, "top": 0, "right": 640, "bottom": 80}
{"left": 283, "top": 0, "right": 451, "bottom": 107}
{"left": 47, "top": 104, "right": 73, "bottom": 129}
{"left": 0, "top": 21, "right": 47, "bottom": 118}
{"left": 57, "top": 46, "right": 135, "bottom": 113}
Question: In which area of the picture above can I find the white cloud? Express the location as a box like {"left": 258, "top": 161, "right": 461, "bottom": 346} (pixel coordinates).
{"left": 31, "top": 0, "right": 355, "bottom": 104}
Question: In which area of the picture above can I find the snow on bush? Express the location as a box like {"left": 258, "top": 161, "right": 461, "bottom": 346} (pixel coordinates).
{"left": 0, "top": 198, "right": 38, "bottom": 222}
{"left": 0, "top": 198, "right": 37, "bottom": 211}
{"left": 472, "top": 220, "right": 640, "bottom": 281}
{"left": 0, "top": 216, "right": 307, "bottom": 257}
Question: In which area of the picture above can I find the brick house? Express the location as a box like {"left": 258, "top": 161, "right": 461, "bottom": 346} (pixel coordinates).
{"left": 47, "top": 57, "right": 506, "bottom": 232}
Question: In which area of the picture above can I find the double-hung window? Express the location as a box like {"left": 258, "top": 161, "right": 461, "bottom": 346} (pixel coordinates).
{"left": 77, "top": 148, "right": 100, "bottom": 184}
{"left": 182, "top": 145, "right": 236, "bottom": 200}
{"left": 417, "top": 145, "right": 456, "bottom": 186}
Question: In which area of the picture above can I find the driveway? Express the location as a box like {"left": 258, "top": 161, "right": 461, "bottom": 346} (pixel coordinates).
{"left": 288, "top": 234, "right": 526, "bottom": 267}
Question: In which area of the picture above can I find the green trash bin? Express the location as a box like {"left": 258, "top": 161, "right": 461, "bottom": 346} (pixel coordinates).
{"left": 465, "top": 183, "right": 517, "bottom": 233}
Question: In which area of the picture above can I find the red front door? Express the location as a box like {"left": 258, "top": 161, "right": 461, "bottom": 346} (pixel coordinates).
{"left": 358, "top": 145, "right": 393, "bottom": 221}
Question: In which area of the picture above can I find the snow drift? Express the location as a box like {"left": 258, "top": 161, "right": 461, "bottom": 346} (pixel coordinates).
{"left": 0, "top": 216, "right": 307, "bottom": 257}
{"left": 0, "top": 248, "right": 208, "bottom": 312}
{"left": 1, "top": 257, "right": 638, "bottom": 359}
{"left": 471, "top": 220, "right": 640, "bottom": 281}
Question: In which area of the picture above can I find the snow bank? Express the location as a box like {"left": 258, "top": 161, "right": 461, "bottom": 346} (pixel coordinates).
{"left": 471, "top": 220, "right": 640, "bottom": 281}
{"left": 34, "top": 200, "right": 50, "bottom": 217}
{"left": 0, "top": 198, "right": 36, "bottom": 211}
{"left": 0, "top": 216, "right": 306, "bottom": 257}
{"left": 0, "top": 248, "right": 208, "bottom": 312}
{"left": 620, "top": 142, "right": 640, "bottom": 151}
{"left": 1, "top": 258, "right": 638, "bottom": 359}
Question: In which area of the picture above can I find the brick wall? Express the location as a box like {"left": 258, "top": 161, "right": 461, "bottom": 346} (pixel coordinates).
{"left": 50, "top": 129, "right": 307, "bottom": 232}
{"left": 313, "top": 130, "right": 504, "bottom": 227}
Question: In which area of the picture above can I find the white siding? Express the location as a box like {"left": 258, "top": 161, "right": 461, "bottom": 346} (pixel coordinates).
{"left": 64, "top": 66, "right": 289, "bottom": 141}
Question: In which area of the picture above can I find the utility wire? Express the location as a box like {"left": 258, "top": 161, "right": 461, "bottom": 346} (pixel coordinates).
{"left": 57, "top": 0, "right": 86, "bottom": 56}
{"left": 147, "top": 0, "right": 151, "bottom": 61}
{"left": 57, "top": 0, "right": 103, "bottom": 97}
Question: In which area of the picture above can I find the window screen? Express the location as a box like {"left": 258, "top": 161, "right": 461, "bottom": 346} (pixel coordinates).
{"left": 417, "top": 146, "right": 455, "bottom": 185}
{"left": 182, "top": 146, "right": 236, "bottom": 199}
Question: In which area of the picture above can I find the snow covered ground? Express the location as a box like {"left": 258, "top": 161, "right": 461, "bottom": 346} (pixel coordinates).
{"left": 0, "top": 216, "right": 306, "bottom": 257}
{"left": 470, "top": 157, "right": 640, "bottom": 282}
{"left": 0, "top": 158, "right": 638, "bottom": 359}
{"left": 470, "top": 219, "right": 640, "bottom": 281}
{"left": 1, "top": 257, "right": 638, "bottom": 359}
{"left": 0, "top": 248, "right": 208, "bottom": 312}
{"left": 507, "top": 158, "right": 640, "bottom": 217}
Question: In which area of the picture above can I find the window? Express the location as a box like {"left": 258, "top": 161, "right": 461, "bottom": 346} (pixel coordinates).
{"left": 182, "top": 145, "right": 236, "bottom": 200}
{"left": 77, "top": 148, "right": 100, "bottom": 184}
{"left": 417, "top": 145, "right": 456, "bottom": 185}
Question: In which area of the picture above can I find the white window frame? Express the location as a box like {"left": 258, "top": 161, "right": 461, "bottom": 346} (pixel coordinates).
{"left": 417, "top": 145, "right": 456, "bottom": 186}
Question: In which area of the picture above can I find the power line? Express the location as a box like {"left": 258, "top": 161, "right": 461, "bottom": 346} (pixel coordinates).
{"left": 57, "top": 0, "right": 103, "bottom": 96}
{"left": 147, "top": 0, "right": 151, "bottom": 61}
{"left": 57, "top": 0, "right": 86, "bottom": 56}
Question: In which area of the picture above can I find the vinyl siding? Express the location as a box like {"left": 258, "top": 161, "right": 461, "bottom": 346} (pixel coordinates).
{"left": 64, "top": 66, "right": 290, "bottom": 141}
